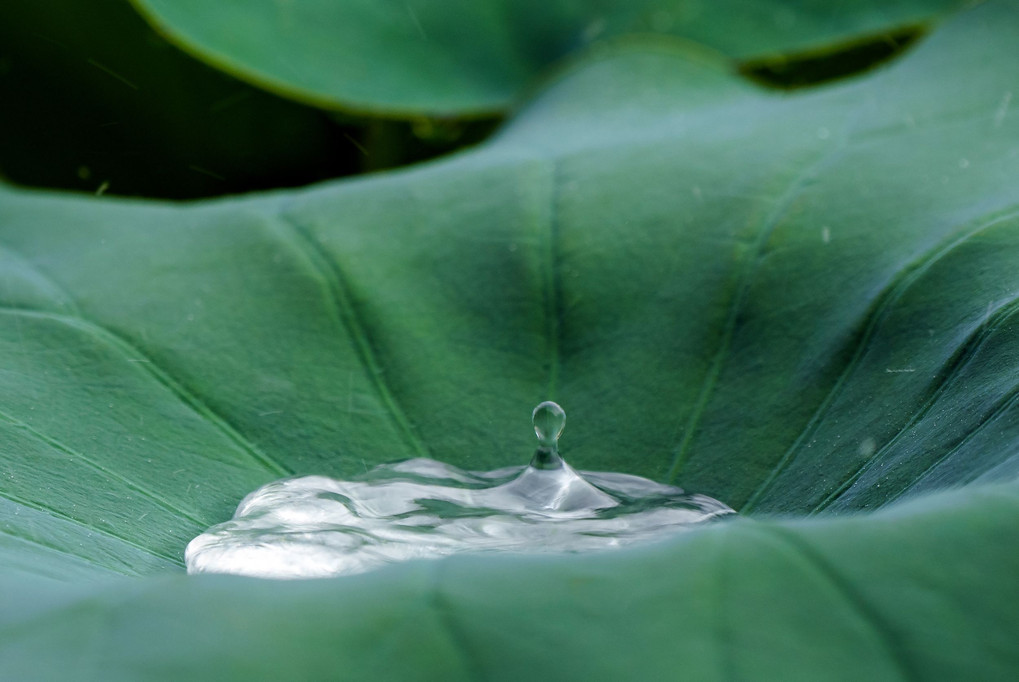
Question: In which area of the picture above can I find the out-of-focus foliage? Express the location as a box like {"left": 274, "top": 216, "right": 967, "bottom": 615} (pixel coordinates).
{"left": 0, "top": 0, "right": 497, "bottom": 198}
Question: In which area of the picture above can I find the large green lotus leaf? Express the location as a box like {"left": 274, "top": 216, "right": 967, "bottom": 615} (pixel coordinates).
{"left": 128, "top": 0, "right": 967, "bottom": 114}
{"left": 2, "top": 0, "right": 1019, "bottom": 678}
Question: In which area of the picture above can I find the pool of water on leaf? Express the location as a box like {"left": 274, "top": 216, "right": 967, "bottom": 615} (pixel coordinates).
{"left": 185, "top": 402, "right": 735, "bottom": 579}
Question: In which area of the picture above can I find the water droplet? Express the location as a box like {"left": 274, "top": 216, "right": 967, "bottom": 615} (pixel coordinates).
{"left": 532, "top": 400, "right": 565, "bottom": 448}
{"left": 185, "top": 402, "right": 735, "bottom": 579}
{"left": 531, "top": 401, "right": 566, "bottom": 470}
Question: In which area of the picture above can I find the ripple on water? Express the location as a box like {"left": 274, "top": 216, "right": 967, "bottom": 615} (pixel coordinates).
{"left": 185, "top": 402, "right": 734, "bottom": 579}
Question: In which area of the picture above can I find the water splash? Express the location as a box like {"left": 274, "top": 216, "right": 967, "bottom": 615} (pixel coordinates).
{"left": 186, "top": 402, "right": 734, "bottom": 579}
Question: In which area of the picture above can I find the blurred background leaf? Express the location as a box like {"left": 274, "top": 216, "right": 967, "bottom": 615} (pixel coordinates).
{"left": 0, "top": 0, "right": 497, "bottom": 199}
{"left": 128, "top": 0, "right": 967, "bottom": 115}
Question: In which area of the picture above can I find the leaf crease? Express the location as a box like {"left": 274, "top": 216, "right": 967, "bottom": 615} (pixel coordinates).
{"left": 0, "top": 406, "right": 208, "bottom": 528}
{"left": 273, "top": 213, "right": 431, "bottom": 460}
{"left": 543, "top": 159, "right": 563, "bottom": 401}
{"left": 745, "top": 205, "right": 1019, "bottom": 511}
{"left": 814, "top": 293, "right": 1019, "bottom": 512}
{"left": 752, "top": 524, "right": 918, "bottom": 682}
{"left": 0, "top": 306, "right": 290, "bottom": 477}
{"left": 0, "top": 489, "right": 179, "bottom": 566}
{"left": 667, "top": 144, "right": 849, "bottom": 483}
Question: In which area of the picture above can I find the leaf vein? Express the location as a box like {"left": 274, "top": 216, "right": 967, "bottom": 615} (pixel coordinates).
{"left": 0, "top": 527, "right": 135, "bottom": 576}
{"left": 429, "top": 561, "right": 485, "bottom": 681}
{"left": 0, "top": 307, "right": 291, "bottom": 477}
{"left": 0, "top": 406, "right": 208, "bottom": 528}
{"left": 666, "top": 145, "right": 847, "bottom": 483}
{"left": 0, "top": 489, "right": 180, "bottom": 566}
{"left": 752, "top": 524, "right": 918, "bottom": 682}
{"left": 744, "top": 205, "right": 1019, "bottom": 511}
{"left": 812, "top": 294, "right": 1019, "bottom": 512}
{"left": 273, "top": 213, "right": 431, "bottom": 460}
{"left": 893, "top": 382, "right": 1019, "bottom": 504}
{"left": 544, "top": 159, "right": 563, "bottom": 401}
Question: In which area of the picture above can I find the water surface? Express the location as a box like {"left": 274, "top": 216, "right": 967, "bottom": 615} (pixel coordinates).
{"left": 186, "top": 402, "right": 734, "bottom": 578}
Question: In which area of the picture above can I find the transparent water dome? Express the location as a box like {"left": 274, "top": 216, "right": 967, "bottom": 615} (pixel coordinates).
{"left": 186, "top": 402, "right": 735, "bottom": 579}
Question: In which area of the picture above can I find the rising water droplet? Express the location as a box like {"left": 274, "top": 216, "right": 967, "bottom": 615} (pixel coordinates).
{"left": 531, "top": 400, "right": 566, "bottom": 470}
{"left": 186, "top": 402, "right": 735, "bottom": 579}
{"left": 532, "top": 400, "right": 565, "bottom": 447}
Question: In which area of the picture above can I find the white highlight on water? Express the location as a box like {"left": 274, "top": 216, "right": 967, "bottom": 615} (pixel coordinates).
{"left": 186, "top": 402, "right": 735, "bottom": 579}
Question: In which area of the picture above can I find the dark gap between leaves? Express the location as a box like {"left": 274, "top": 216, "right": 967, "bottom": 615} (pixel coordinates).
{"left": 739, "top": 27, "right": 924, "bottom": 90}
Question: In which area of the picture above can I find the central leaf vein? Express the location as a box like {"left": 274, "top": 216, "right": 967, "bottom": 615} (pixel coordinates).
{"left": 275, "top": 213, "right": 431, "bottom": 460}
